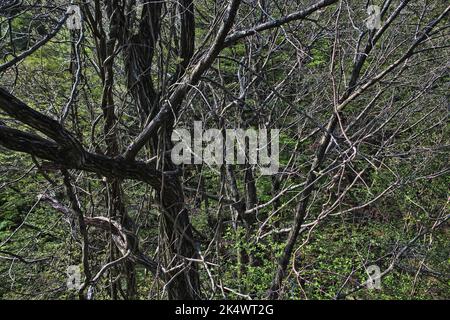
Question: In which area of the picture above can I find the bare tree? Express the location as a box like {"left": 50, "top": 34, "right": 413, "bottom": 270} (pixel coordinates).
{"left": 0, "top": 0, "right": 448, "bottom": 300}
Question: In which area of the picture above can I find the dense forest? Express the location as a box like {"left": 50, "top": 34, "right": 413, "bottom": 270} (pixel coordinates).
{"left": 0, "top": 0, "right": 448, "bottom": 300}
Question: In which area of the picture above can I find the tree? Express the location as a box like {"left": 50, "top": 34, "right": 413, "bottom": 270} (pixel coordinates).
{"left": 0, "top": 0, "right": 448, "bottom": 300}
